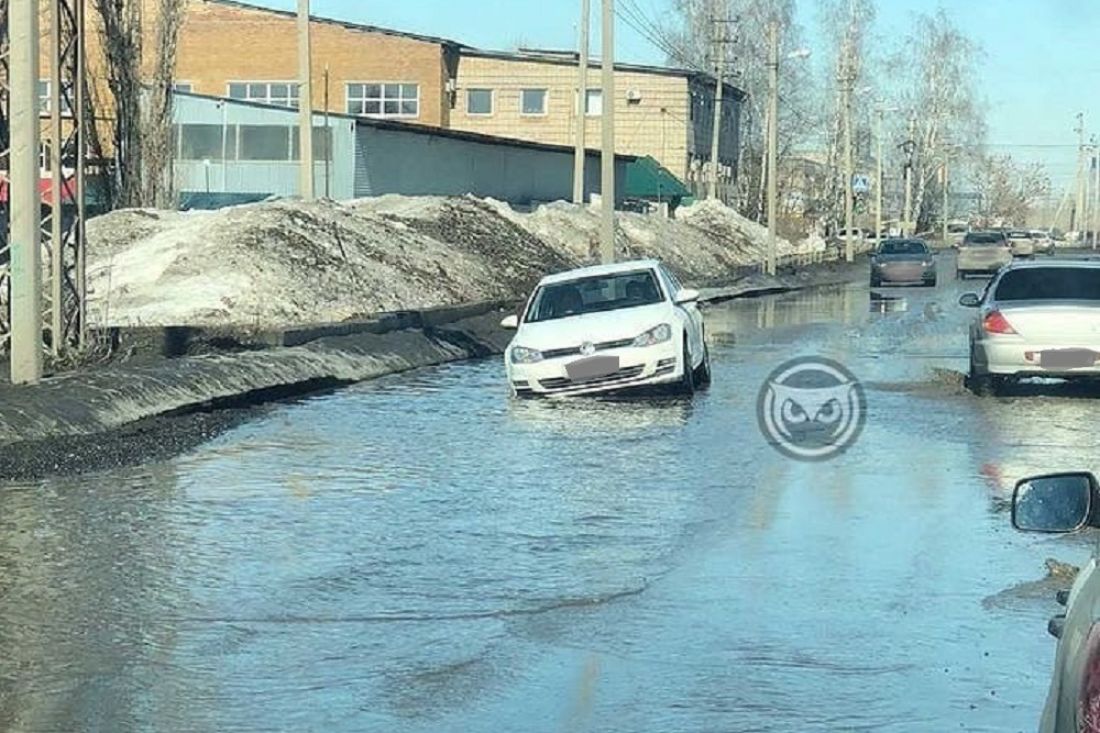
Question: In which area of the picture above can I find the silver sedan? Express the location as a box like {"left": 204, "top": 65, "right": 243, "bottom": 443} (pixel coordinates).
{"left": 959, "top": 259, "right": 1100, "bottom": 394}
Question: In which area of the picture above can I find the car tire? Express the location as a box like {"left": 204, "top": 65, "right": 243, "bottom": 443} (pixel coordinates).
{"left": 925, "top": 276, "right": 937, "bottom": 288}
{"left": 870, "top": 275, "right": 881, "bottom": 288}
{"left": 694, "top": 342, "right": 712, "bottom": 387}
{"left": 967, "top": 351, "right": 1007, "bottom": 397}
{"left": 679, "top": 340, "right": 696, "bottom": 396}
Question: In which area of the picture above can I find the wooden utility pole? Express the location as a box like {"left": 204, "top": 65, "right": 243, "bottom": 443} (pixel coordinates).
{"left": 10, "top": 0, "right": 44, "bottom": 383}
{"left": 297, "top": 0, "right": 314, "bottom": 200}
{"left": 599, "top": 0, "right": 615, "bottom": 263}
{"left": 707, "top": 0, "right": 728, "bottom": 201}
{"left": 573, "top": 0, "right": 590, "bottom": 204}
{"left": 765, "top": 19, "right": 779, "bottom": 275}
{"left": 903, "top": 117, "right": 916, "bottom": 235}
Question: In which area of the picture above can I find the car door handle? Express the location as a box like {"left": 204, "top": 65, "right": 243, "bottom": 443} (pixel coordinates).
{"left": 1049, "top": 614, "right": 1066, "bottom": 639}
{"left": 1056, "top": 589, "right": 1070, "bottom": 606}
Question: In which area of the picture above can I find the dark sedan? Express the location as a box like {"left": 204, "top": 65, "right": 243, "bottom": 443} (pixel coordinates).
{"left": 870, "top": 238, "right": 937, "bottom": 287}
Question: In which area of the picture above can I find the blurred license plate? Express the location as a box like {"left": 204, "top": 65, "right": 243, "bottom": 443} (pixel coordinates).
{"left": 1040, "top": 349, "right": 1099, "bottom": 369}
{"left": 566, "top": 355, "right": 619, "bottom": 380}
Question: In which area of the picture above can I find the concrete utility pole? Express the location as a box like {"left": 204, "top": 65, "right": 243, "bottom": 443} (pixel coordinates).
{"left": 874, "top": 107, "right": 885, "bottom": 246}
{"left": 840, "top": 38, "right": 855, "bottom": 262}
{"left": 765, "top": 19, "right": 779, "bottom": 276}
{"left": 573, "top": 0, "right": 590, "bottom": 204}
{"left": 903, "top": 117, "right": 916, "bottom": 236}
{"left": 298, "top": 0, "right": 314, "bottom": 200}
{"left": 10, "top": 0, "right": 44, "bottom": 384}
{"left": 49, "top": 0, "right": 64, "bottom": 356}
{"left": 1093, "top": 145, "right": 1100, "bottom": 249}
{"left": 1075, "top": 112, "right": 1085, "bottom": 233}
{"left": 599, "top": 0, "right": 615, "bottom": 263}
{"left": 707, "top": 0, "right": 728, "bottom": 201}
{"left": 941, "top": 151, "right": 949, "bottom": 244}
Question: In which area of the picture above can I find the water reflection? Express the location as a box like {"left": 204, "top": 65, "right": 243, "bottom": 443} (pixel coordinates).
{"left": 506, "top": 393, "right": 694, "bottom": 432}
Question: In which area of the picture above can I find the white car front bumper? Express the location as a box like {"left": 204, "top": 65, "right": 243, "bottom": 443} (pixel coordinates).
{"left": 507, "top": 342, "right": 684, "bottom": 396}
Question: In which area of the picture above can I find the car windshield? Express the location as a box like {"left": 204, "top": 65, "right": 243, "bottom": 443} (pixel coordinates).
{"left": 879, "top": 240, "right": 927, "bottom": 255}
{"left": 964, "top": 233, "right": 1005, "bottom": 246}
{"left": 525, "top": 269, "right": 665, "bottom": 322}
{"left": 994, "top": 267, "right": 1100, "bottom": 301}
{"left": 1007, "top": 231, "right": 1030, "bottom": 239}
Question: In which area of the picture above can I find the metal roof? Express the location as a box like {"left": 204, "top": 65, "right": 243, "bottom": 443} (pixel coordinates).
{"left": 202, "top": 0, "right": 463, "bottom": 48}
{"left": 202, "top": 1, "right": 746, "bottom": 100}
{"left": 462, "top": 47, "right": 747, "bottom": 100}
{"left": 539, "top": 260, "right": 663, "bottom": 285}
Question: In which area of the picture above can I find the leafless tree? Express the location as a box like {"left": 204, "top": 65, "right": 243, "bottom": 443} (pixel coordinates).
{"left": 883, "top": 8, "right": 986, "bottom": 231}
{"left": 92, "top": 0, "right": 184, "bottom": 209}
{"left": 659, "top": 0, "right": 816, "bottom": 222}
{"left": 972, "top": 154, "right": 1051, "bottom": 226}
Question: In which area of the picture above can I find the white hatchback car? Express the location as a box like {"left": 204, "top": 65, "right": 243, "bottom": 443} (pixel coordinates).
{"left": 500, "top": 259, "right": 709, "bottom": 397}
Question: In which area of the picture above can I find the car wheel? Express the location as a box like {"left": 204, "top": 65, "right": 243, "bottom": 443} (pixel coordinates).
{"left": 679, "top": 340, "right": 696, "bottom": 396}
{"left": 693, "top": 342, "right": 712, "bottom": 387}
{"left": 870, "top": 275, "right": 881, "bottom": 287}
{"left": 925, "top": 276, "right": 937, "bottom": 288}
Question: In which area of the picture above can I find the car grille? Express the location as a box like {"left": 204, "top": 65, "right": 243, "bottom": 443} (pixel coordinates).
{"left": 538, "top": 364, "right": 646, "bottom": 392}
{"left": 542, "top": 338, "right": 635, "bottom": 360}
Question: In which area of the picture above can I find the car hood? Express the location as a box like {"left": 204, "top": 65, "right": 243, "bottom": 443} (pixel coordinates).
{"left": 515, "top": 303, "right": 673, "bottom": 350}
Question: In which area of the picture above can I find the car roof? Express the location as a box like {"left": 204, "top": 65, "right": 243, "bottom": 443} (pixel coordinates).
{"left": 538, "top": 259, "right": 663, "bottom": 285}
{"left": 1001, "top": 258, "right": 1100, "bottom": 271}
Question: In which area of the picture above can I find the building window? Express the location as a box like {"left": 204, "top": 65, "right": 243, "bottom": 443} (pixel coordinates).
{"left": 37, "top": 80, "right": 72, "bottom": 116}
{"left": 227, "top": 82, "right": 300, "bottom": 108}
{"left": 173, "top": 82, "right": 193, "bottom": 94}
{"left": 521, "top": 88, "right": 548, "bottom": 116}
{"left": 178, "top": 124, "right": 230, "bottom": 160}
{"left": 466, "top": 88, "right": 493, "bottom": 116}
{"left": 346, "top": 83, "right": 419, "bottom": 118}
{"left": 585, "top": 89, "right": 602, "bottom": 116}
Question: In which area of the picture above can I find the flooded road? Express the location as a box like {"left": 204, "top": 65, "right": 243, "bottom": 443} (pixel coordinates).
{"left": 5, "top": 259, "right": 1100, "bottom": 732}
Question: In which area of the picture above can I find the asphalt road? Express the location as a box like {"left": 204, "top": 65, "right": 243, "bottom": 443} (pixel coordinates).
{"left": 2, "top": 250, "right": 1099, "bottom": 732}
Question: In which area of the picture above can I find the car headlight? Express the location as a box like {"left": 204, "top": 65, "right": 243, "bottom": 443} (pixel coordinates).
{"left": 633, "top": 323, "right": 672, "bottom": 348}
{"left": 510, "top": 345, "right": 543, "bottom": 364}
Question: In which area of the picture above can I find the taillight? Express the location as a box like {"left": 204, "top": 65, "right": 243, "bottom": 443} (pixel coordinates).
{"left": 1079, "top": 624, "right": 1100, "bottom": 731}
{"left": 982, "top": 310, "right": 1017, "bottom": 334}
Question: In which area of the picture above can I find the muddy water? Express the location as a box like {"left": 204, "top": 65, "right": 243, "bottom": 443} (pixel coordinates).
{"left": 2, "top": 265, "right": 1097, "bottom": 732}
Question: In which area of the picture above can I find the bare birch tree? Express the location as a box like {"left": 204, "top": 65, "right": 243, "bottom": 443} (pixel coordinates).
{"left": 660, "top": 0, "right": 815, "bottom": 221}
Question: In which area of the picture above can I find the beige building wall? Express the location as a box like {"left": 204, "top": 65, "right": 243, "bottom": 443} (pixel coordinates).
{"left": 450, "top": 55, "right": 692, "bottom": 181}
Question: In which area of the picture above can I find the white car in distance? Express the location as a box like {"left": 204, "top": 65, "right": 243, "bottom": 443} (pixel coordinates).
{"left": 500, "top": 259, "right": 710, "bottom": 397}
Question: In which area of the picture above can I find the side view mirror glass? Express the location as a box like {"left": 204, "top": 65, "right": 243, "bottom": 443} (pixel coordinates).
{"left": 958, "top": 293, "right": 981, "bottom": 308}
{"left": 1012, "top": 472, "right": 1097, "bottom": 533}
{"left": 675, "top": 288, "right": 700, "bottom": 305}
{"left": 500, "top": 314, "right": 519, "bottom": 329}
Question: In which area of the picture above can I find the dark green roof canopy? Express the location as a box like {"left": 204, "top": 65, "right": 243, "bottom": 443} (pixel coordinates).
{"left": 624, "top": 156, "right": 690, "bottom": 200}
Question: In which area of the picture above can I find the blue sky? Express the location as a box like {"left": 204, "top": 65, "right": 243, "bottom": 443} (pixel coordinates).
{"left": 265, "top": 0, "right": 1097, "bottom": 192}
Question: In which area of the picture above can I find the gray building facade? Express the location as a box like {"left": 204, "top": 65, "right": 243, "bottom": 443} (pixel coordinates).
{"left": 171, "top": 92, "right": 631, "bottom": 206}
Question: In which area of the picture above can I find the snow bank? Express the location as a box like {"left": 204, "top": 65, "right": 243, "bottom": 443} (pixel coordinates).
{"left": 86, "top": 195, "right": 803, "bottom": 327}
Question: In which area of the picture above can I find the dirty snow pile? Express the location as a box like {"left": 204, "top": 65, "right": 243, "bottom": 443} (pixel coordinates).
{"left": 86, "top": 195, "right": 815, "bottom": 327}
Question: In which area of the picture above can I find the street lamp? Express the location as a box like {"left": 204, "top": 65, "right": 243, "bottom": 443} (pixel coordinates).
{"left": 765, "top": 20, "right": 810, "bottom": 276}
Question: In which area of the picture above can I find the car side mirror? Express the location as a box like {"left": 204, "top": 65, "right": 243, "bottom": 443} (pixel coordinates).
{"left": 1012, "top": 472, "right": 1098, "bottom": 533}
{"left": 500, "top": 314, "right": 519, "bottom": 329}
{"left": 958, "top": 293, "right": 981, "bottom": 308}
{"left": 675, "top": 288, "right": 700, "bottom": 305}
